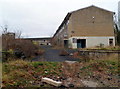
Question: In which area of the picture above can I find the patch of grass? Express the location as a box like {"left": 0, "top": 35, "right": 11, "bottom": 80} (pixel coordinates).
{"left": 2, "top": 58, "right": 119, "bottom": 87}
{"left": 32, "top": 62, "right": 44, "bottom": 68}
{"left": 80, "top": 65, "right": 92, "bottom": 71}
{"left": 2, "top": 60, "right": 33, "bottom": 87}
{"left": 3, "top": 70, "right": 33, "bottom": 87}
{"left": 0, "top": 62, "right": 2, "bottom": 88}
{"left": 2, "top": 60, "right": 62, "bottom": 87}
{"left": 3, "top": 60, "right": 31, "bottom": 73}
{"left": 79, "top": 58, "right": 118, "bottom": 77}
{"left": 87, "top": 46, "right": 120, "bottom": 50}
{"left": 40, "top": 62, "right": 62, "bottom": 76}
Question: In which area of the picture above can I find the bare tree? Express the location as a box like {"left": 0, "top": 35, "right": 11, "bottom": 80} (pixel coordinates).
{"left": 1, "top": 25, "right": 8, "bottom": 34}
{"left": 14, "top": 30, "right": 22, "bottom": 38}
{"left": 1, "top": 25, "right": 40, "bottom": 61}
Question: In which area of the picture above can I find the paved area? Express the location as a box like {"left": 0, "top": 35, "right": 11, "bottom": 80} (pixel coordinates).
{"left": 32, "top": 45, "right": 80, "bottom": 62}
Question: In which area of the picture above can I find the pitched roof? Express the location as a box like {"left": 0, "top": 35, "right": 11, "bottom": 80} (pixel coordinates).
{"left": 53, "top": 13, "right": 71, "bottom": 37}
{"left": 71, "top": 5, "right": 114, "bottom": 14}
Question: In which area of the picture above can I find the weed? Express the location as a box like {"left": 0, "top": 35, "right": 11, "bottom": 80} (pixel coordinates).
{"left": 2, "top": 60, "right": 62, "bottom": 87}
{"left": 32, "top": 62, "right": 43, "bottom": 68}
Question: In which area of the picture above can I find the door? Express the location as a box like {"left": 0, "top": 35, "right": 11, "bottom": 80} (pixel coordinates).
{"left": 77, "top": 39, "right": 86, "bottom": 48}
{"left": 77, "top": 39, "right": 82, "bottom": 48}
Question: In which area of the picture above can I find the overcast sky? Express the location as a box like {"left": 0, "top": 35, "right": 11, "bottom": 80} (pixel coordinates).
{"left": 0, "top": 0, "right": 119, "bottom": 38}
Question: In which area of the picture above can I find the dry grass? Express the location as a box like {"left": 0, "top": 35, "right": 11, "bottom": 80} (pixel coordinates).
{"left": 0, "top": 62, "right": 2, "bottom": 88}
{"left": 2, "top": 60, "right": 62, "bottom": 87}
{"left": 52, "top": 46, "right": 64, "bottom": 50}
{"left": 2, "top": 57, "right": 119, "bottom": 87}
{"left": 86, "top": 46, "right": 120, "bottom": 50}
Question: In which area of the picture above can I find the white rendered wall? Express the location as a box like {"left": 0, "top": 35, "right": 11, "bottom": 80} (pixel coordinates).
{"left": 69, "top": 36, "right": 115, "bottom": 48}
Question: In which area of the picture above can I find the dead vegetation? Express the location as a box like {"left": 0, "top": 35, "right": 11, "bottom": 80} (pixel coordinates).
{"left": 85, "top": 46, "right": 120, "bottom": 50}
{"left": 2, "top": 33, "right": 43, "bottom": 61}
{"left": 2, "top": 57, "right": 119, "bottom": 87}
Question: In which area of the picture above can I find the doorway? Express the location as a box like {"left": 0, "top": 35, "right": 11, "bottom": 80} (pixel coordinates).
{"left": 64, "top": 40, "right": 68, "bottom": 48}
{"left": 109, "top": 39, "right": 113, "bottom": 46}
{"left": 77, "top": 39, "right": 86, "bottom": 48}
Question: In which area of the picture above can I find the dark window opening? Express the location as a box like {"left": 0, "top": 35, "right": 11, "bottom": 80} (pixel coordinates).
{"left": 64, "top": 40, "right": 68, "bottom": 48}
{"left": 77, "top": 39, "right": 86, "bottom": 48}
{"left": 73, "top": 38, "right": 77, "bottom": 43}
{"left": 109, "top": 39, "right": 113, "bottom": 46}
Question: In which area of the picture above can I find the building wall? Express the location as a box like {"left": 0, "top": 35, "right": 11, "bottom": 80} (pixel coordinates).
{"left": 25, "top": 38, "right": 51, "bottom": 46}
{"left": 69, "top": 36, "right": 115, "bottom": 48}
{"left": 33, "top": 39, "right": 51, "bottom": 45}
{"left": 53, "top": 21, "right": 69, "bottom": 47}
{"left": 53, "top": 6, "right": 115, "bottom": 48}
{"left": 69, "top": 6, "right": 114, "bottom": 37}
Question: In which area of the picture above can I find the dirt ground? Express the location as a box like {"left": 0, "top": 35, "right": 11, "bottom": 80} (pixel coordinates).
{"left": 39, "top": 61, "right": 119, "bottom": 87}
{"left": 60, "top": 61, "right": 119, "bottom": 87}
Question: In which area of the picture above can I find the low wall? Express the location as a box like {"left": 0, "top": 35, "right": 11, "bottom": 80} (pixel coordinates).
{"left": 78, "top": 50, "right": 120, "bottom": 60}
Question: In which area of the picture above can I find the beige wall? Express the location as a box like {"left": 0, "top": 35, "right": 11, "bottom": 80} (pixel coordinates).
{"left": 69, "top": 6, "right": 114, "bottom": 37}
{"left": 33, "top": 39, "right": 51, "bottom": 45}
{"left": 53, "top": 6, "right": 115, "bottom": 48}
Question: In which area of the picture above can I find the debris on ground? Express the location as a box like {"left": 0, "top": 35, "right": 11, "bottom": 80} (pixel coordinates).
{"left": 2, "top": 58, "right": 119, "bottom": 87}
{"left": 69, "top": 53, "right": 73, "bottom": 56}
{"left": 81, "top": 80, "right": 98, "bottom": 87}
{"left": 41, "top": 77, "right": 62, "bottom": 87}
{"left": 65, "top": 61, "right": 77, "bottom": 64}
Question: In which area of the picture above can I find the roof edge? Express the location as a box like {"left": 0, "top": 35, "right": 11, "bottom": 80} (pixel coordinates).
{"left": 53, "top": 13, "right": 72, "bottom": 38}
{"left": 70, "top": 5, "right": 115, "bottom": 14}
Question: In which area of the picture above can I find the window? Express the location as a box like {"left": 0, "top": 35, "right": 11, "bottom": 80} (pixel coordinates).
{"left": 73, "top": 38, "right": 77, "bottom": 43}
{"left": 109, "top": 39, "right": 113, "bottom": 46}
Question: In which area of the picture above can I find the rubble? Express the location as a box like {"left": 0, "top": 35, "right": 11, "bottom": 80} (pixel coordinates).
{"left": 81, "top": 80, "right": 98, "bottom": 87}
{"left": 41, "top": 77, "right": 62, "bottom": 87}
